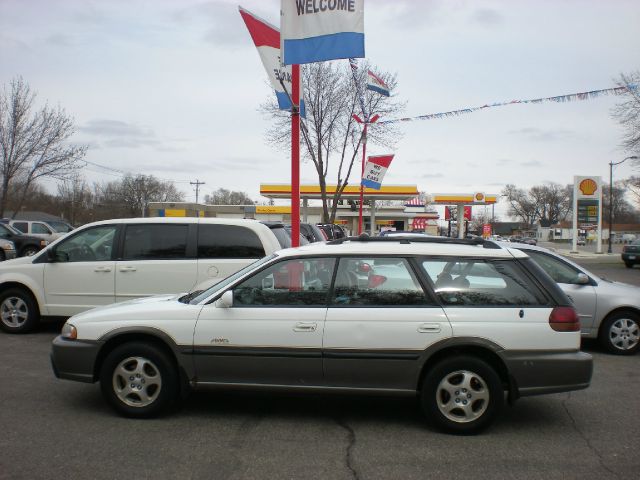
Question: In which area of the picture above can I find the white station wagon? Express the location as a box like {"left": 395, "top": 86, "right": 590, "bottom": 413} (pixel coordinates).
{"left": 51, "top": 236, "right": 592, "bottom": 434}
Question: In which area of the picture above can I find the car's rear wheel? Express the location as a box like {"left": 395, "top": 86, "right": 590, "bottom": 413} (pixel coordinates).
{"left": 100, "top": 342, "right": 179, "bottom": 417}
{"left": 600, "top": 311, "right": 640, "bottom": 355}
{"left": 0, "top": 288, "right": 39, "bottom": 333}
{"left": 624, "top": 262, "right": 633, "bottom": 269}
{"left": 421, "top": 356, "right": 504, "bottom": 434}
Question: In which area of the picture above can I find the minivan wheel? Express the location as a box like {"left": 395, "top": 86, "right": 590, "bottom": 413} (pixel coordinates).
{"left": 0, "top": 288, "right": 39, "bottom": 333}
{"left": 600, "top": 312, "right": 640, "bottom": 355}
{"left": 100, "top": 342, "right": 179, "bottom": 417}
{"left": 421, "top": 356, "right": 504, "bottom": 434}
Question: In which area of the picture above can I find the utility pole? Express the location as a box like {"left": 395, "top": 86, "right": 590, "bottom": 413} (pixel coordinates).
{"left": 190, "top": 179, "right": 205, "bottom": 205}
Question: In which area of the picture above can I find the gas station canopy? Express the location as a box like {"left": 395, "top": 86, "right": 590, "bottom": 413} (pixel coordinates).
{"left": 430, "top": 193, "right": 498, "bottom": 205}
{"left": 260, "top": 184, "right": 420, "bottom": 201}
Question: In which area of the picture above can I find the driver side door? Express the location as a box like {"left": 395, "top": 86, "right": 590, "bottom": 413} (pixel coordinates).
{"left": 43, "top": 225, "right": 119, "bottom": 316}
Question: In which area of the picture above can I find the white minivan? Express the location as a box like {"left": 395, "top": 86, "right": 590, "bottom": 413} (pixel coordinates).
{"left": 0, "top": 217, "right": 282, "bottom": 333}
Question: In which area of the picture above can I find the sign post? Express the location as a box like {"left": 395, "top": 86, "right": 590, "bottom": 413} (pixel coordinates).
{"left": 572, "top": 176, "right": 602, "bottom": 253}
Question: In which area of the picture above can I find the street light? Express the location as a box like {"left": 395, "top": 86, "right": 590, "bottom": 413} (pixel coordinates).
{"left": 608, "top": 155, "right": 639, "bottom": 253}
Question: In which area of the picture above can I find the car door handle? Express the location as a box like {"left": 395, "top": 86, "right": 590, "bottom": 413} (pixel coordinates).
{"left": 94, "top": 266, "right": 112, "bottom": 273}
{"left": 418, "top": 323, "right": 441, "bottom": 333}
{"left": 119, "top": 267, "right": 137, "bottom": 272}
{"left": 293, "top": 322, "right": 317, "bottom": 332}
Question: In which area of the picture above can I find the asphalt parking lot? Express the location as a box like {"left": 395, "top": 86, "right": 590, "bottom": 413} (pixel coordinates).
{"left": 1, "top": 258, "right": 639, "bottom": 480}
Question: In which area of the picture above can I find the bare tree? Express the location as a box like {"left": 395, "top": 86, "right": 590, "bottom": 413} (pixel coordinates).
{"left": 0, "top": 76, "right": 86, "bottom": 217}
{"left": 611, "top": 71, "right": 640, "bottom": 154}
{"left": 95, "top": 174, "right": 184, "bottom": 217}
{"left": 204, "top": 188, "right": 254, "bottom": 205}
{"left": 261, "top": 61, "right": 405, "bottom": 223}
{"left": 502, "top": 182, "right": 571, "bottom": 225}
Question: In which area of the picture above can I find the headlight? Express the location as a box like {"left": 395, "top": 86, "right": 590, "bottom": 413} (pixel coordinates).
{"left": 61, "top": 322, "right": 77, "bottom": 339}
{"left": 1, "top": 241, "right": 15, "bottom": 251}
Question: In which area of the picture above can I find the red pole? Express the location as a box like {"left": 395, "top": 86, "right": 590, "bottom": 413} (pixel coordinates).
{"left": 291, "top": 64, "right": 300, "bottom": 247}
{"left": 358, "top": 122, "right": 367, "bottom": 235}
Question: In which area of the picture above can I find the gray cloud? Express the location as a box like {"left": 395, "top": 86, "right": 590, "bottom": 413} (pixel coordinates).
{"left": 471, "top": 8, "right": 504, "bottom": 26}
{"left": 519, "top": 160, "right": 543, "bottom": 167}
{"left": 80, "top": 119, "right": 163, "bottom": 149}
{"left": 172, "top": 1, "right": 250, "bottom": 47}
{"left": 422, "top": 173, "right": 444, "bottom": 179}
{"left": 508, "top": 127, "right": 577, "bottom": 142}
{"left": 496, "top": 159, "right": 510, "bottom": 166}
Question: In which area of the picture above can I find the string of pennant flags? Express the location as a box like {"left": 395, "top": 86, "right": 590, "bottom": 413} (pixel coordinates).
{"left": 375, "top": 83, "right": 639, "bottom": 125}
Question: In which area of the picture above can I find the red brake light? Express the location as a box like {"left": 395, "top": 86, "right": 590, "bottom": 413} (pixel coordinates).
{"left": 549, "top": 306, "right": 580, "bottom": 332}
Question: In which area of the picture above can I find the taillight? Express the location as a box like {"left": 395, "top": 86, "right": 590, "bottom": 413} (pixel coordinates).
{"left": 368, "top": 274, "right": 387, "bottom": 288}
{"left": 549, "top": 306, "right": 580, "bottom": 332}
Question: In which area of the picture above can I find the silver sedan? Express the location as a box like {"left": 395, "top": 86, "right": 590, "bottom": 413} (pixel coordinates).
{"left": 501, "top": 242, "right": 640, "bottom": 355}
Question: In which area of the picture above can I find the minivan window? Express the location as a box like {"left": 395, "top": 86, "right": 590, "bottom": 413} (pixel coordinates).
{"left": 56, "top": 226, "right": 117, "bottom": 262}
{"left": 198, "top": 224, "right": 265, "bottom": 259}
{"left": 122, "top": 224, "right": 188, "bottom": 260}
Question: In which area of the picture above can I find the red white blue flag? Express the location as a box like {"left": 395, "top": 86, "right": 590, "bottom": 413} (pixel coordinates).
{"left": 281, "top": 0, "right": 365, "bottom": 65}
{"left": 366, "top": 69, "right": 390, "bottom": 97}
{"left": 362, "top": 154, "right": 394, "bottom": 190}
{"left": 239, "top": 7, "right": 305, "bottom": 115}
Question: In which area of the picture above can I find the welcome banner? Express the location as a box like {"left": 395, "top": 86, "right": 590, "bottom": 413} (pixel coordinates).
{"left": 281, "top": 0, "right": 365, "bottom": 65}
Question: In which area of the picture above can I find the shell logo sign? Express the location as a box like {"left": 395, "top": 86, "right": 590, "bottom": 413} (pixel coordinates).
{"left": 579, "top": 178, "right": 598, "bottom": 196}
{"left": 474, "top": 192, "right": 485, "bottom": 202}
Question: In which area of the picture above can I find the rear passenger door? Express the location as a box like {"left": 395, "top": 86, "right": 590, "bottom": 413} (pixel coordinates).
{"left": 323, "top": 257, "right": 451, "bottom": 391}
{"left": 195, "top": 224, "right": 267, "bottom": 290}
{"left": 115, "top": 223, "right": 198, "bottom": 302}
{"left": 421, "top": 258, "right": 559, "bottom": 350}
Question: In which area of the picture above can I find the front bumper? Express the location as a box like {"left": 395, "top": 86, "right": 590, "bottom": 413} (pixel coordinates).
{"left": 500, "top": 350, "right": 593, "bottom": 397}
{"left": 51, "top": 335, "right": 103, "bottom": 383}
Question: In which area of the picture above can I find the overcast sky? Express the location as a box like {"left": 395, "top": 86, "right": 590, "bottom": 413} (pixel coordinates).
{"left": 1, "top": 0, "right": 639, "bottom": 218}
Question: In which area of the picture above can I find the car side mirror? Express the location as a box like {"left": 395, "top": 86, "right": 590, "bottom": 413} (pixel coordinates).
{"left": 214, "top": 290, "right": 233, "bottom": 308}
{"left": 575, "top": 273, "right": 590, "bottom": 285}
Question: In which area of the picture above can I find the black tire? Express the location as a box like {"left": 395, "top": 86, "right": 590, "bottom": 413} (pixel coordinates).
{"left": 100, "top": 342, "right": 179, "bottom": 418}
{"left": 624, "top": 262, "right": 633, "bottom": 269}
{"left": 0, "top": 288, "right": 40, "bottom": 333}
{"left": 599, "top": 311, "right": 640, "bottom": 355}
{"left": 420, "top": 356, "right": 504, "bottom": 434}
{"left": 0, "top": 251, "right": 5, "bottom": 261}
{"left": 20, "top": 246, "right": 39, "bottom": 257}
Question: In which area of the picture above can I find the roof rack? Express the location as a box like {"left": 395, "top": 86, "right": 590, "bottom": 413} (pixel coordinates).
{"left": 327, "top": 234, "right": 502, "bottom": 249}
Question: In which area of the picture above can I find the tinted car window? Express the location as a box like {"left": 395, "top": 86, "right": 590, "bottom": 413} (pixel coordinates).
{"left": 0, "top": 224, "right": 11, "bottom": 238}
{"left": 421, "top": 259, "right": 547, "bottom": 306}
{"left": 122, "top": 224, "right": 188, "bottom": 260}
{"left": 233, "top": 258, "right": 336, "bottom": 306}
{"left": 331, "top": 257, "right": 428, "bottom": 306}
{"left": 198, "top": 224, "right": 265, "bottom": 259}
{"left": 56, "top": 226, "right": 117, "bottom": 262}
{"left": 520, "top": 250, "right": 583, "bottom": 284}
{"left": 12, "top": 222, "right": 28, "bottom": 233}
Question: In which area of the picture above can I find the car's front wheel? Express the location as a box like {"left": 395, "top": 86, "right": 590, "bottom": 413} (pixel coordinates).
{"left": 100, "top": 342, "right": 179, "bottom": 417}
{"left": 0, "top": 288, "right": 39, "bottom": 333}
{"left": 600, "top": 311, "right": 640, "bottom": 355}
{"left": 20, "top": 246, "right": 39, "bottom": 257}
{"left": 421, "top": 356, "right": 504, "bottom": 434}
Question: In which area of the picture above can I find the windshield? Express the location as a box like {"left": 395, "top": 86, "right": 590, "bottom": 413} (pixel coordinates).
{"left": 187, "top": 254, "right": 278, "bottom": 305}
{"left": 0, "top": 223, "right": 22, "bottom": 235}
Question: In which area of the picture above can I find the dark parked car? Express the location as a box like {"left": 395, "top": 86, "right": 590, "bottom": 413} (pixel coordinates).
{"left": 0, "top": 223, "right": 48, "bottom": 257}
{"left": 316, "top": 223, "right": 347, "bottom": 240}
{"left": 521, "top": 237, "right": 537, "bottom": 245}
{"left": 300, "top": 223, "right": 327, "bottom": 243}
{"left": 622, "top": 240, "right": 640, "bottom": 268}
